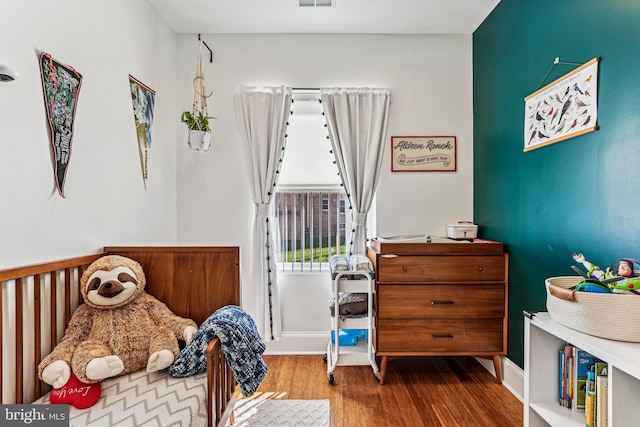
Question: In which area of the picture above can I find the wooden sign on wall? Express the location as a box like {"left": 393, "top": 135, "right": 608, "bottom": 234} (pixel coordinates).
{"left": 391, "top": 136, "right": 457, "bottom": 172}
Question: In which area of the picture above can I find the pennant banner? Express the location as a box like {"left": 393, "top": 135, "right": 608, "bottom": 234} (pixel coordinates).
{"left": 39, "top": 53, "right": 83, "bottom": 197}
{"left": 128, "top": 75, "right": 155, "bottom": 185}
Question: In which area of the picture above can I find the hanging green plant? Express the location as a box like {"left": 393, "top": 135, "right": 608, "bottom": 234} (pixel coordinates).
{"left": 180, "top": 110, "right": 214, "bottom": 132}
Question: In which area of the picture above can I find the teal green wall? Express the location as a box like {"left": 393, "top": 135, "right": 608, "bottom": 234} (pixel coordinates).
{"left": 473, "top": 0, "right": 640, "bottom": 368}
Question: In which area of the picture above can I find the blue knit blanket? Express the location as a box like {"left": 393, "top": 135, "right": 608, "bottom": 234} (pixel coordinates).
{"left": 169, "top": 305, "right": 267, "bottom": 397}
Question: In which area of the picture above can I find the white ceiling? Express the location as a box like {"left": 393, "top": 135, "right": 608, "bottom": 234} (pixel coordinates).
{"left": 149, "top": 0, "right": 500, "bottom": 35}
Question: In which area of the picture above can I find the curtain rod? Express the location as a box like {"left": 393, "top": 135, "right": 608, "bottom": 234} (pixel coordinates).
{"left": 291, "top": 88, "right": 322, "bottom": 103}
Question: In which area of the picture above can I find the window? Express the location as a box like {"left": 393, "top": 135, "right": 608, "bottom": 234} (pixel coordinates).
{"left": 274, "top": 90, "right": 349, "bottom": 272}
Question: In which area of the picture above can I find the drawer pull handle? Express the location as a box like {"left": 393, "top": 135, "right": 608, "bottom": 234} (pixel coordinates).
{"left": 432, "top": 334, "right": 454, "bottom": 339}
{"left": 478, "top": 266, "right": 483, "bottom": 271}
{"left": 431, "top": 300, "right": 454, "bottom": 305}
{"left": 402, "top": 267, "right": 408, "bottom": 272}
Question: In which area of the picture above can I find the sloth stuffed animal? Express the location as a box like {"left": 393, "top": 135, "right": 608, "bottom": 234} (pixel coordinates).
{"left": 38, "top": 255, "right": 198, "bottom": 388}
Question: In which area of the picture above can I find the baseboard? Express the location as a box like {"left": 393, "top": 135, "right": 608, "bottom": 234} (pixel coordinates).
{"left": 265, "top": 332, "right": 329, "bottom": 354}
{"left": 475, "top": 356, "right": 524, "bottom": 403}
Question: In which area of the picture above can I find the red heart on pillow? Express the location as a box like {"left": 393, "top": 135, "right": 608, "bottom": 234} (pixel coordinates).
{"left": 50, "top": 373, "right": 101, "bottom": 409}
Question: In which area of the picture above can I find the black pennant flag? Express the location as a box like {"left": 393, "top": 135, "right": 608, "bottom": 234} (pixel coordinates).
{"left": 39, "top": 52, "right": 82, "bottom": 197}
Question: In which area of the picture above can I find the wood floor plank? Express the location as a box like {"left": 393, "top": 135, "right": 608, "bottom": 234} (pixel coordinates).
{"left": 257, "top": 355, "right": 523, "bottom": 426}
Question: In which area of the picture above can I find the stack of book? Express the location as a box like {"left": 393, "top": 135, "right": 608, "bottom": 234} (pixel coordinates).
{"left": 558, "top": 344, "right": 608, "bottom": 426}
{"left": 585, "top": 360, "right": 608, "bottom": 427}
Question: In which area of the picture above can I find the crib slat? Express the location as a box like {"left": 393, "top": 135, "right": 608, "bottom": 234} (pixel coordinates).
{"left": 50, "top": 272, "right": 57, "bottom": 348}
{"left": 207, "top": 340, "right": 215, "bottom": 427}
{"left": 15, "top": 277, "right": 24, "bottom": 403}
{"left": 34, "top": 274, "right": 42, "bottom": 399}
{"left": 78, "top": 265, "right": 85, "bottom": 304}
{"left": 228, "top": 364, "right": 234, "bottom": 402}
{"left": 65, "top": 267, "right": 72, "bottom": 326}
{"left": 207, "top": 337, "right": 238, "bottom": 427}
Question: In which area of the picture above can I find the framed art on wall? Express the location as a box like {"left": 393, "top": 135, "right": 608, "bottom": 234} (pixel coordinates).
{"left": 524, "top": 57, "right": 599, "bottom": 152}
{"left": 391, "top": 136, "right": 456, "bottom": 172}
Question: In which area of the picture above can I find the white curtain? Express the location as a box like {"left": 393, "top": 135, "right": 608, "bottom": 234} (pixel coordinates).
{"left": 234, "top": 85, "right": 292, "bottom": 341}
{"left": 321, "top": 88, "right": 391, "bottom": 255}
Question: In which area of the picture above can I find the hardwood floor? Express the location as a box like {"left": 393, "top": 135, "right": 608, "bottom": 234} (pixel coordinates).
{"left": 255, "top": 355, "right": 523, "bottom": 427}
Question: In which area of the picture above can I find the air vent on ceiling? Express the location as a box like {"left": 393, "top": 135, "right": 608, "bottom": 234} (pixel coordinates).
{"left": 298, "top": 0, "right": 334, "bottom": 7}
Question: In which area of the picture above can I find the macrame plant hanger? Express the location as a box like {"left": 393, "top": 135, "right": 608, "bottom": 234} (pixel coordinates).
{"left": 187, "top": 36, "right": 214, "bottom": 152}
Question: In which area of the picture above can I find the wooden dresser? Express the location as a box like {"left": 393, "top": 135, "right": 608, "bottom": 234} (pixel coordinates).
{"left": 367, "top": 238, "right": 508, "bottom": 384}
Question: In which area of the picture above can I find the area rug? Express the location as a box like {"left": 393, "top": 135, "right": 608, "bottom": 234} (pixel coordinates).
{"left": 227, "top": 399, "right": 330, "bottom": 426}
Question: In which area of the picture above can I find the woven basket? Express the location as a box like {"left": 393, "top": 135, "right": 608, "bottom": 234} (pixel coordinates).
{"left": 546, "top": 276, "right": 640, "bottom": 342}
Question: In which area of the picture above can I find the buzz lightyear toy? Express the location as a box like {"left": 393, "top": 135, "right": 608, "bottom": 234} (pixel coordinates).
{"left": 571, "top": 253, "right": 640, "bottom": 294}
{"left": 605, "top": 258, "right": 640, "bottom": 294}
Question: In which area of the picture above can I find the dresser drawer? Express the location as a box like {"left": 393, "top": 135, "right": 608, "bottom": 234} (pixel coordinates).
{"left": 377, "top": 284, "right": 505, "bottom": 319}
{"left": 377, "top": 318, "right": 503, "bottom": 353}
{"left": 376, "top": 255, "right": 505, "bottom": 282}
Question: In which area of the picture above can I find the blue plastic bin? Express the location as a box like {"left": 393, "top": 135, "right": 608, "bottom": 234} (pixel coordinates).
{"left": 330, "top": 329, "right": 368, "bottom": 346}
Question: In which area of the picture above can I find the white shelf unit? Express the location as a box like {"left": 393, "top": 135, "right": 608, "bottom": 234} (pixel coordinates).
{"left": 524, "top": 311, "right": 640, "bottom": 427}
{"left": 325, "top": 270, "right": 380, "bottom": 384}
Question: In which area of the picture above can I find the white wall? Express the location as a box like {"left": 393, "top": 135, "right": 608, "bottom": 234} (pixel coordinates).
{"left": 0, "top": 0, "right": 179, "bottom": 268}
{"left": 0, "top": 1, "right": 475, "bottom": 359}
{"left": 175, "top": 34, "right": 475, "bottom": 351}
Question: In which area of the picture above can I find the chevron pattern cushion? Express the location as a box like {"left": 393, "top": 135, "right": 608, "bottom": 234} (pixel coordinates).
{"left": 34, "top": 370, "right": 207, "bottom": 426}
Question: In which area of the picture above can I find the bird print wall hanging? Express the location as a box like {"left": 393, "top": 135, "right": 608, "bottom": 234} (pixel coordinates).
{"left": 128, "top": 75, "right": 156, "bottom": 187}
{"left": 524, "top": 57, "right": 599, "bottom": 152}
{"left": 39, "top": 52, "right": 83, "bottom": 197}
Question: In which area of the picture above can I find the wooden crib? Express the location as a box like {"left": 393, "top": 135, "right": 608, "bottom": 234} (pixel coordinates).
{"left": 0, "top": 246, "right": 241, "bottom": 427}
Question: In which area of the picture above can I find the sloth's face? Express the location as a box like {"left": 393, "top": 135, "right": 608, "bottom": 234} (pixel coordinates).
{"left": 85, "top": 266, "right": 138, "bottom": 307}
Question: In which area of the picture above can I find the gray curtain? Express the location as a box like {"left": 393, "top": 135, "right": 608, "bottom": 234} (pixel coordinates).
{"left": 234, "top": 85, "right": 292, "bottom": 341}
{"left": 321, "top": 88, "right": 391, "bottom": 255}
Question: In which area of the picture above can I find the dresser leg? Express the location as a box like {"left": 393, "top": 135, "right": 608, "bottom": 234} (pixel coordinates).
{"left": 379, "top": 356, "right": 388, "bottom": 385}
{"left": 492, "top": 355, "right": 502, "bottom": 384}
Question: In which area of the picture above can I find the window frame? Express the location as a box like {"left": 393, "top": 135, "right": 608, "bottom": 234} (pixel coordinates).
{"left": 273, "top": 185, "right": 349, "bottom": 272}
